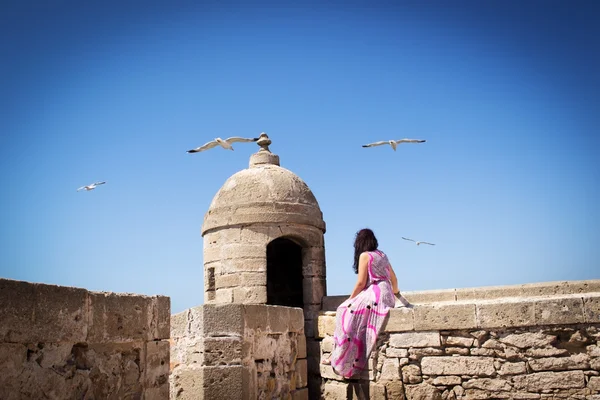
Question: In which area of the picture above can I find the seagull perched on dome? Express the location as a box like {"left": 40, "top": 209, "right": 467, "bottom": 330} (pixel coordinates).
{"left": 187, "top": 137, "right": 260, "bottom": 153}
{"left": 402, "top": 237, "right": 435, "bottom": 246}
{"left": 362, "top": 139, "right": 426, "bottom": 151}
{"left": 77, "top": 181, "right": 106, "bottom": 192}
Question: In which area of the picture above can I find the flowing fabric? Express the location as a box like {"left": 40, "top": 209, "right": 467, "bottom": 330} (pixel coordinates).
{"left": 330, "top": 250, "right": 395, "bottom": 378}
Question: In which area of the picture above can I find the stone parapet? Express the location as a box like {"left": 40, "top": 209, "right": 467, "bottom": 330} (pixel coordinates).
{"left": 0, "top": 278, "right": 170, "bottom": 399}
{"left": 316, "top": 280, "right": 600, "bottom": 399}
{"left": 170, "top": 303, "right": 307, "bottom": 399}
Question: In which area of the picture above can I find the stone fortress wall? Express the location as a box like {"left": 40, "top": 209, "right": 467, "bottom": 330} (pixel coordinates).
{"left": 317, "top": 280, "right": 600, "bottom": 400}
{"left": 0, "top": 278, "right": 170, "bottom": 400}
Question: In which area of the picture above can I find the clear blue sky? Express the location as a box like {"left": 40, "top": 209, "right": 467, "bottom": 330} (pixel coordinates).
{"left": 1, "top": 0, "right": 598, "bottom": 314}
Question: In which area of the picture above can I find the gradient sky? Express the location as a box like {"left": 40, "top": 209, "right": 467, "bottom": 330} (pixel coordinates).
{"left": 1, "top": 0, "right": 598, "bottom": 314}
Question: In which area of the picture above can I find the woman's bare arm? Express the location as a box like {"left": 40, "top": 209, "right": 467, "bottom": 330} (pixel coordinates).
{"left": 389, "top": 264, "right": 399, "bottom": 294}
{"left": 349, "top": 252, "right": 369, "bottom": 299}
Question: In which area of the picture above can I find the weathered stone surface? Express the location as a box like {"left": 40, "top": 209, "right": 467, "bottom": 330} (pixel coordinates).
{"left": 409, "top": 347, "right": 444, "bottom": 360}
{"left": 588, "top": 376, "right": 600, "bottom": 391}
{"left": 203, "top": 304, "right": 244, "bottom": 337}
{"left": 385, "top": 307, "right": 415, "bottom": 331}
{"left": 498, "top": 361, "right": 527, "bottom": 375}
{"left": 378, "top": 357, "right": 401, "bottom": 380}
{"left": 421, "top": 356, "right": 495, "bottom": 376}
{"left": 289, "top": 307, "right": 305, "bottom": 333}
{"left": 528, "top": 353, "right": 590, "bottom": 371}
{"left": 390, "top": 332, "right": 440, "bottom": 348}
{"left": 404, "top": 382, "right": 442, "bottom": 400}
{"left": 88, "top": 291, "right": 151, "bottom": 342}
{"left": 384, "top": 381, "right": 406, "bottom": 399}
{"left": 588, "top": 344, "right": 600, "bottom": 357}
{"left": 512, "top": 370, "right": 585, "bottom": 391}
{"left": 295, "top": 359, "right": 308, "bottom": 388}
{"left": 445, "top": 347, "right": 470, "bottom": 355}
{"left": 463, "top": 378, "right": 512, "bottom": 391}
{"left": 386, "top": 347, "right": 409, "bottom": 358}
{"left": 146, "top": 340, "right": 170, "bottom": 390}
{"left": 446, "top": 336, "right": 475, "bottom": 347}
{"left": 431, "top": 376, "right": 461, "bottom": 386}
{"left": 525, "top": 347, "right": 568, "bottom": 357}
{"left": 297, "top": 335, "right": 307, "bottom": 359}
{"left": 233, "top": 286, "right": 267, "bottom": 304}
{"left": 152, "top": 295, "right": 171, "bottom": 340}
{"left": 267, "top": 306, "right": 291, "bottom": 333}
{"left": 0, "top": 279, "right": 35, "bottom": 342}
{"left": 401, "top": 364, "right": 422, "bottom": 384}
{"left": 470, "top": 348, "right": 496, "bottom": 356}
{"left": 316, "top": 314, "right": 335, "bottom": 338}
{"left": 414, "top": 303, "right": 477, "bottom": 330}
{"left": 534, "top": 297, "right": 585, "bottom": 325}
{"left": 215, "top": 273, "right": 241, "bottom": 289}
{"left": 499, "top": 332, "right": 556, "bottom": 349}
{"left": 477, "top": 301, "right": 536, "bottom": 328}
{"left": 34, "top": 283, "right": 89, "bottom": 343}
{"left": 323, "top": 381, "right": 348, "bottom": 399}
{"left": 215, "top": 288, "right": 234, "bottom": 303}
{"left": 302, "top": 277, "right": 326, "bottom": 305}
{"left": 584, "top": 296, "right": 600, "bottom": 323}
{"left": 203, "top": 337, "right": 243, "bottom": 365}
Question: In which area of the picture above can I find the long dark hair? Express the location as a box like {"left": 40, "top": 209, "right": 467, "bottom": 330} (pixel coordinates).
{"left": 352, "top": 228, "right": 378, "bottom": 273}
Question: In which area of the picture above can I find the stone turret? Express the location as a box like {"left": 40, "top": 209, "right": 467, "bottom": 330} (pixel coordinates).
{"left": 201, "top": 133, "right": 326, "bottom": 324}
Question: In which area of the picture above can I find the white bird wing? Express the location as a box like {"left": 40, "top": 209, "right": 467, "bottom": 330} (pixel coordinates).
{"left": 402, "top": 237, "right": 416, "bottom": 242}
{"left": 420, "top": 242, "right": 435, "bottom": 246}
{"left": 225, "top": 136, "right": 259, "bottom": 143}
{"left": 93, "top": 181, "right": 106, "bottom": 186}
{"left": 187, "top": 140, "right": 219, "bottom": 153}
{"left": 76, "top": 186, "right": 86, "bottom": 191}
{"left": 362, "top": 141, "right": 389, "bottom": 148}
{"left": 394, "top": 138, "right": 426, "bottom": 144}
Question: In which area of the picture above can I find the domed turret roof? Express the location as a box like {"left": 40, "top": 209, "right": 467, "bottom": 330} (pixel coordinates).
{"left": 201, "top": 134, "right": 325, "bottom": 234}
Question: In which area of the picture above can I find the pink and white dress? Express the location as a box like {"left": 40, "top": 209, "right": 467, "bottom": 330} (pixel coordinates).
{"left": 330, "top": 249, "right": 395, "bottom": 378}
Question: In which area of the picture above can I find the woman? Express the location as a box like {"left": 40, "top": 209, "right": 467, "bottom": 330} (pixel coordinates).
{"left": 322, "top": 228, "right": 406, "bottom": 378}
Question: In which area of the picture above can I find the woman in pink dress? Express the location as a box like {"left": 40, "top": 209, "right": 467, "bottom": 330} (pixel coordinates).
{"left": 322, "top": 228, "right": 404, "bottom": 378}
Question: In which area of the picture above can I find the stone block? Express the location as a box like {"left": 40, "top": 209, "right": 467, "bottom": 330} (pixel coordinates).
{"left": 385, "top": 307, "right": 414, "bottom": 332}
{"left": 512, "top": 370, "right": 585, "bottom": 391}
{"left": 233, "top": 286, "right": 267, "bottom": 304}
{"left": 386, "top": 347, "right": 409, "bottom": 357}
{"left": 404, "top": 383, "right": 442, "bottom": 400}
{"left": 297, "top": 335, "right": 307, "bottom": 359}
{"left": 88, "top": 292, "right": 151, "bottom": 342}
{"left": 188, "top": 306, "right": 204, "bottom": 335}
{"left": 267, "top": 306, "right": 291, "bottom": 333}
{"left": 289, "top": 307, "right": 305, "bottom": 333}
{"left": 145, "top": 340, "right": 170, "bottom": 389}
{"left": 243, "top": 305, "right": 268, "bottom": 330}
{"left": 171, "top": 311, "right": 188, "bottom": 339}
{"left": 203, "top": 304, "right": 244, "bottom": 337}
{"left": 421, "top": 356, "right": 495, "bottom": 376}
{"left": 221, "top": 243, "right": 266, "bottom": 260}
{"left": 584, "top": 295, "right": 600, "bottom": 323}
{"left": 444, "top": 347, "right": 470, "bottom": 356}
{"left": 145, "top": 384, "right": 169, "bottom": 400}
{"left": 220, "top": 257, "right": 267, "bottom": 273}
{"left": 528, "top": 353, "right": 590, "bottom": 371}
{"left": 401, "top": 363, "right": 421, "bottom": 383}
{"left": 589, "top": 376, "right": 600, "bottom": 391}
{"left": 380, "top": 357, "right": 401, "bottom": 380}
{"left": 239, "top": 225, "right": 271, "bottom": 244}
{"left": 151, "top": 295, "right": 171, "bottom": 340}
{"left": 215, "top": 273, "right": 240, "bottom": 289}
{"left": 215, "top": 288, "right": 234, "bottom": 303}
{"left": 203, "top": 337, "right": 243, "bottom": 365}
{"left": 445, "top": 336, "right": 475, "bottom": 347}
{"left": 316, "top": 314, "right": 336, "bottom": 338}
{"left": 323, "top": 381, "right": 349, "bottom": 399}
{"left": 414, "top": 303, "right": 477, "bottom": 330}
{"left": 498, "top": 332, "right": 556, "bottom": 348}
{"left": 0, "top": 279, "right": 35, "bottom": 343}
{"left": 240, "top": 272, "right": 266, "bottom": 287}
{"left": 295, "top": 359, "right": 308, "bottom": 388}
{"left": 534, "top": 297, "right": 585, "bottom": 325}
{"left": 431, "top": 376, "right": 461, "bottom": 386}
{"left": 498, "top": 361, "right": 527, "bottom": 375}
{"left": 302, "top": 277, "right": 326, "bottom": 305}
{"left": 463, "top": 378, "right": 512, "bottom": 391}
{"left": 455, "top": 284, "right": 522, "bottom": 301}
{"left": 389, "top": 331, "right": 440, "bottom": 348}
{"left": 477, "top": 300, "right": 535, "bottom": 329}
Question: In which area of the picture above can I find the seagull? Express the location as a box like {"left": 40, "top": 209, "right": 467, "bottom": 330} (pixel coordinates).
{"left": 362, "top": 139, "right": 426, "bottom": 151}
{"left": 402, "top": 237, "right": 435, "bottom": 246}
{"left": 77, "top": 181, "right": 106, "bottom": 192}
{"left": 187, "top": 137, "right": 260, "bottom": 153}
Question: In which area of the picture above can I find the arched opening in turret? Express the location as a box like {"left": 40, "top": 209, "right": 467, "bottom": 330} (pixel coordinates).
{"left": 266, "top": 237, "right": 304, "bottom": 307}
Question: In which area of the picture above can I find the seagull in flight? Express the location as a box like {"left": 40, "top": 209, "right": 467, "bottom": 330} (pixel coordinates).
{"left": 77, "top": 181, "right": 106, "bottom": 192}
{"left": 187, "top": 137, "right": 260, "bottom": 153}
{"left": 362, "top": 139, "right": 426, "bottom": 151}
{"left": 402, "top": 237, "right": 435, "bottom": 246}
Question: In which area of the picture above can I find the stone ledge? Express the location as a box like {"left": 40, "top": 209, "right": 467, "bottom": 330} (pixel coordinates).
{"left": 0, "top": 278, "right": 171, "bottom": 344}
{"left": 321, "top": 279, "right": 600, "bottom": 311}
{"left": 316, "top": 292, "right": 600, "bottom": 336}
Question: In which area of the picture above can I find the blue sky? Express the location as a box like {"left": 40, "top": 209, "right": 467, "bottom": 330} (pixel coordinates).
{"left": 1, "top": 0, "right": 598, "bottom": 314}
